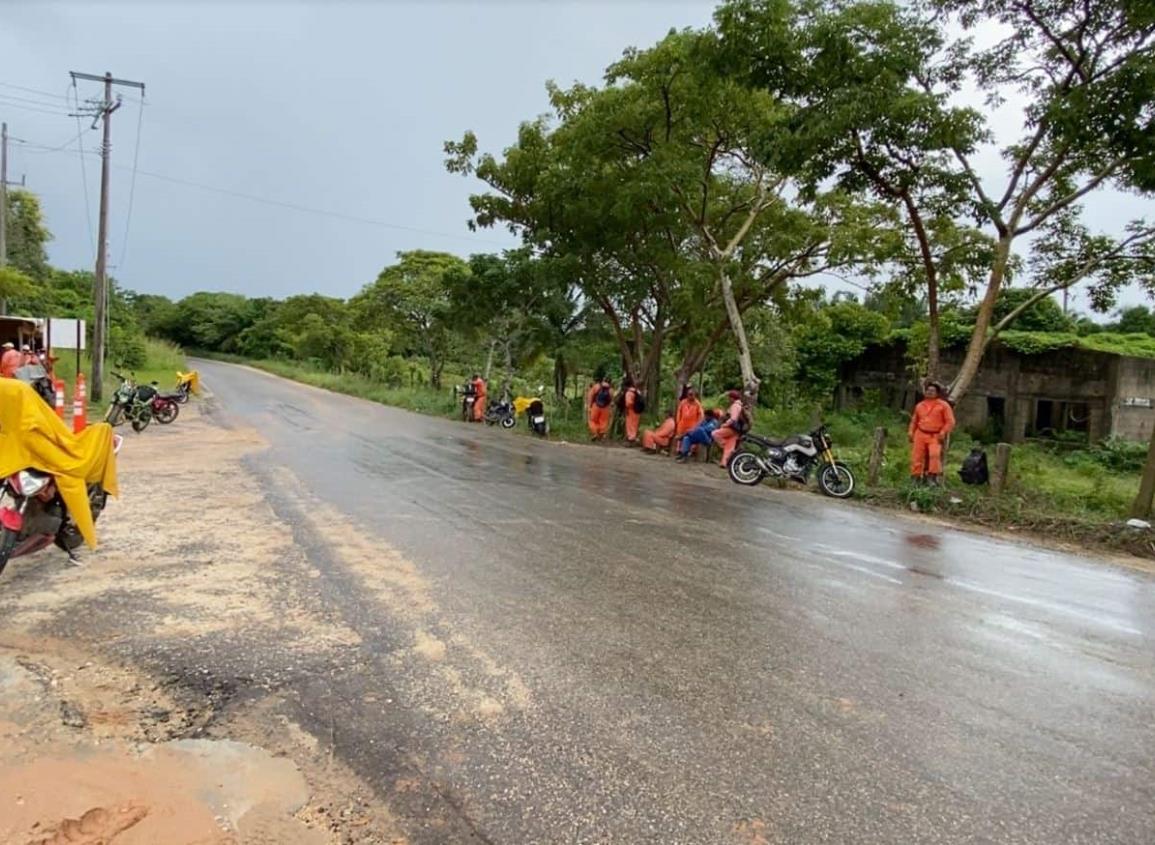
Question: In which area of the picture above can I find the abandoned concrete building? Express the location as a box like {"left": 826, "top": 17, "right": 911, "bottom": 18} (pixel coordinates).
{"left": 837, "top": 339, "right": 1155, "bottom": 443}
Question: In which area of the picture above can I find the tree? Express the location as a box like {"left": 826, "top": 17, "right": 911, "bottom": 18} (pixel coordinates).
{"left": 1113, "top": 306, "right": 1155, "bottom": 335}
{"left": 3, "top": 189, "right": 51, "bottom": 280}
{"left": 719, "top": 0, "right": 1155, "bottom": 399}
{"left": 987, "top": 288, "right": 1074, "bottom": 333}
{"left": 351, "top": 251, "right": 466, "bottom": 389}
{"left": 166, "top": 292, "right": 262, "bottom": 351}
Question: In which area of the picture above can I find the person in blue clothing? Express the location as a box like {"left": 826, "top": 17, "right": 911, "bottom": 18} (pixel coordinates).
{"left": 674, "top": 409, "right": 722, "bottom": 462}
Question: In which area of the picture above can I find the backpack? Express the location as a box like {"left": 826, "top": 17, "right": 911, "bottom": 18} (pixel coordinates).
{"left": 594, "top": 385, "right": 612, "bottom": 408}
{"left": 959, "top": 448, "right": 989, "bottom": 485}
{"left": 731, "top": 406, "right": 752, "bottom": 434}
{"left": 632, "top": 390, "right": 646, "bottom": 414}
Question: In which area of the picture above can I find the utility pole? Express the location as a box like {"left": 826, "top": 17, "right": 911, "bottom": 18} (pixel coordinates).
{"left": 69, "top": 71, "right": 145, "bottom": 402}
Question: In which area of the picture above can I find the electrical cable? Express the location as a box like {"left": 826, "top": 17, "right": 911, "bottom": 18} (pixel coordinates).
{"left": 0, "top": 81, "right": 72, "bottom": 102}
{"left": 116, "top": 97, "right": 145, "bottom": 269}
{"left": 70, "top": 82, "right": 96, "bottom": 256}
{"left": 0, "top": 97, "right": 73, "bottom": 118}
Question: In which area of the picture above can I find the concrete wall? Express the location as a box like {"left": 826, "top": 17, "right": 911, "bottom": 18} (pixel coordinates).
{"left": 838, "top": 341, "right": 1155, "bottom": 443}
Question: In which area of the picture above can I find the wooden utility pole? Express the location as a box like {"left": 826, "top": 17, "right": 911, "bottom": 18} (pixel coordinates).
{"left": 69, "top": 71, "right": 145, "bottom": 402}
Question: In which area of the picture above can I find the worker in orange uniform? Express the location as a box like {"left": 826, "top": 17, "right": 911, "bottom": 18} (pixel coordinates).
{"left": 0, "top": 343, "right": 21, "bottom": 378}
{"left": 621, "top": 376, "right": 641, "bottom": 445}
{"left": 641, "top": 408, "right": 676, "bottom": 453}
{"left": 471, "top": 374, "right": 487, "bottom": 422}
{"left": 712, "top": 389, "right": 749, "bottom": 468}
{"left": 675, "top": 385, "right": 705, "bottom": 449}
{"left": 587, "top": 376, "right": 614, "bottom": 441}
{"left": 908, "top": 381, "right": 956, "bottom": 485}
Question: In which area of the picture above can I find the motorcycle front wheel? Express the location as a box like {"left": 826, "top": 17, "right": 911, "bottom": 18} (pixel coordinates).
{"left": 154, "top": 400, "right": 179, "bottom": 424}
{"left": 728, "top": 452, "right": 765, "bottom": 486}
{"left": 499, "top": 414, "right": 516, "bottom": 430}
{"left": 105, "top": 405, "right": 126, "bottom": 427}
{"left": 818, "top": 462, "right": 856, "bottom": 498}
{"left": 131, "top": 408, "right": 152, "bottom": 433}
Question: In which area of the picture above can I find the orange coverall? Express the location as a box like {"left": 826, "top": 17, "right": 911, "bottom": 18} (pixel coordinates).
{"left": 472, "top": 377, "right": 487, "bottom": 422}
{"left": 587, "top": 383, "right": 612, "bottom": 439}
{"left": 712, "top": 400, "right": 745, "bottom": 467}
{"left": 641, "top": 417, "right": 676, "bottom": 452}
{"left": 909, "top": 398, "right": 956, "bottom": 477}
{"left": 675, "top": 396, "right": 705, "bottom": 457}
{"left": 624, "top": 387, "right": 640, "bottom": 443}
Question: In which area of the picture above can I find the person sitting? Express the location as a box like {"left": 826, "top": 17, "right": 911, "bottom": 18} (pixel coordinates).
{"left": 0, "top": 342, "right": 21, "bottom": 378}
{"left": 712, "top": 389, "right": 749, "bottom": 468}
{"left": 675, "top": 410, "right": 722, "bottom": 462}
{"left": 641, "top": 408, "right": 677, "bottom": 453}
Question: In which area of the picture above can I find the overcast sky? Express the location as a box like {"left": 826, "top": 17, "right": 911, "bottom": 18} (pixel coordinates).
{"left": 1, "top": 1, "right": 1149, "bottom": 315}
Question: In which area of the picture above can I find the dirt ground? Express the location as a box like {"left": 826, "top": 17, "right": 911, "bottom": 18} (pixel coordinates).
{"left": 0, "top": 404, "right": 406, "bottom": 845}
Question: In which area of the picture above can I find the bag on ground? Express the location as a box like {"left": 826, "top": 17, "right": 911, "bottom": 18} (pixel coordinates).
{"left": 959, "top": 448, "right": 989, "bottom": 485}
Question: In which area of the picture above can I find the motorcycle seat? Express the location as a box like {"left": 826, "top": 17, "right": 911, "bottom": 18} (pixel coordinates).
{"left": 759, "top": 434, "right": 809, "bottom": 448}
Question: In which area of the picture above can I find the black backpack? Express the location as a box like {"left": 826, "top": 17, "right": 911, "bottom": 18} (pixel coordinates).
{"left": 731, "top": 406, "right": 751, "bottom": 434}
{"left": 594, "top": 385, "right": 612, "bottom": 408}
{"left": 959, "top": 448, "right": 989, "bottom": 485}
{"left": 632, "top": 390, "right": 646, "bottom": 413}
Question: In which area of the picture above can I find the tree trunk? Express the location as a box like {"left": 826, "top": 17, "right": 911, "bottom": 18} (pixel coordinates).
{"left": 482, "top": 339, "right": 496, "bottom": 381}
{"left": 500, "top": 338, "right": 513, "bottom": 400}
{"left": 553, "top": 355, "right": 568, "bottom": 401}
{"left": 949, "top": 235, "right": 1012, "bottom": 402}
{"left": 719, "top": 267, "right": 760, "bottom": 402}
{"left": 926, "top": 282, "right": 941, "bottom": 382}
{"left": 431, "top": 357, "right": 443, "bottom": 390}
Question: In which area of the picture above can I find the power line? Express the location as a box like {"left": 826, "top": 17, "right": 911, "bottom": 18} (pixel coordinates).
{"left": 117, "top": 98, "right": 145, "bottom": 269}
{"left": 16, "top": 134, "right": 513, "bottom": 248}
{"left": 0, "top": 98, "right": 73, "bottom": 118}
{"left": 0, "top": 92, "right": 74, "bottom": 112}
{"left": 71, "top": 82, "right": 96, "bottom": 256}
{"left": 0, "top": 81, "right": 72, "bottom": 102}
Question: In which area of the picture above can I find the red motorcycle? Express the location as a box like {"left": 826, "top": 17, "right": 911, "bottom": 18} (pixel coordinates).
{"left": 0, "top": 434, "right": 123, "bottom": 575}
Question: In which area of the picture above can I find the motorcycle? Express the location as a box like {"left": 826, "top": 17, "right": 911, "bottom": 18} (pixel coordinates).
{"left": 513, "top": 393, "right": 548, "bottom": 437}
{"left": 0, "top": 434, "right": 123, "bottom": 576}
{"left": 105, "top": 372, "right": 153, "bottom": 433}
{"left": 483, "top": 398, "right": 517, "bottom": 429}
{"left": 460, "top": 382, "right": 478, "bottom": 422}
{"left": 138, "top": 381, "right": 180, "bottom": 425}
{"left": 172, "top": 370, "right": 200, "bottom": 404}
{"left": 727, "top": 424, "right": 856, "bottom": 498}
{"left": 14, "top": 361, "right": 55, "bottom": 408}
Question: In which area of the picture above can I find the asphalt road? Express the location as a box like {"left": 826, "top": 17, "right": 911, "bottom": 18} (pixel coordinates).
{"left": 196, "top": 359, "right": 1155, "bottom": 844}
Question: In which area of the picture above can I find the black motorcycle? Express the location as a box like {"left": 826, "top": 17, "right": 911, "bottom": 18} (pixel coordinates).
{"left": 526, "top": 398, "right": 548, "bottom": 437}
{"left": 460, "top": 382, "right": 478, "bottom": 421}
{"left": 105, "top": 372, "right": 153, "bottom": 433}
{"left": 484, "top": 398, "right": 517, "bottom": 429}
{"left": 727, "top": 424, "right": 856, "bottom": 498}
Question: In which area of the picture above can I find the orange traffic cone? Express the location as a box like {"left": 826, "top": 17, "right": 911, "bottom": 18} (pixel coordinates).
{"left": 72, "top": 374, "right": 87, "bottom": 433}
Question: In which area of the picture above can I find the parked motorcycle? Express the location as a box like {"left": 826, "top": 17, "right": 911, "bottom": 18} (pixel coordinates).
{"left": 14, "top": 362, "right": 55, "bottom": 408}
{"left": 483, "top": 398, "right": 517, "bottom": 429}
{"left": 172, "top": 370, "right": 200, "bottom": 404}
{"left": 460, "top": 382, "right": 478, "bottom": 422}
{"left": 727, "top": 424, "right": 856, "bottom": 498}
{"left": 513, "top": 393, "right": 548, "bottom": 437}
{"left": 137, "top": 381, "right": 180, "bottom": 425}
{"left": 105, "top": 372, "right": 153, "bottom": 433}
{"left": 0, "top": 434, "right": 122, "bottom": 576}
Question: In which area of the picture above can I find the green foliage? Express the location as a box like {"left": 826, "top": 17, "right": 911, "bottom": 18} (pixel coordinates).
{"left": 108, "top": 325, "right": 147, "bottom": 370}
{"left": 793, "top": 301, "right": 890, "bottom": 399}
{"left": 988, "top": 288, "right": 1074, "bottom": 333}
{"left": 3, "top": 189, "right": 51, "bottom": 280}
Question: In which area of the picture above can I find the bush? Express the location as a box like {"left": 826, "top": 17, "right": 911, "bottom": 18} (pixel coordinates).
{"left": 108, "top": 326, "right": 147, "bottom": 369}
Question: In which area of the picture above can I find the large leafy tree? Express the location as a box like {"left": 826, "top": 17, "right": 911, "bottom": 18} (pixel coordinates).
{"left": 3, "top": 189, "right": 51, "bottom": 281}
{"left": 351, "top": 250, "right": 466, "bottom": 389}
{"left": 719, "top": 0, "right": 1155, "bottom": 399}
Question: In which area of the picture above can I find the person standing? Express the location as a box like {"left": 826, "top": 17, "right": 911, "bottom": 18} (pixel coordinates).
{"left": 471, "top": 373, "right": 487, "bottom": 422}
{"left": 908, "top": 381, "right": 956, "bottom": 485}
{"left": 0, "top": 343, "right": 21, "bottom": 378}
{"left": 641, "top": 408, "right": 677, "bottom": 453}
{"left": 587, "top": 376, "right": 614, "bottom": 441}
{"left": 711, "top": 389, "right": 748, "bottom": 468}
{"left": 621, "top": 376, "right": 642, "bottom": 445}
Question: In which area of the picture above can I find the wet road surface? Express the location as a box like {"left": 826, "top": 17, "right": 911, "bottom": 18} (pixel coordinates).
{"left": 197, "top": 360, "right": 1155, "bottom": 843}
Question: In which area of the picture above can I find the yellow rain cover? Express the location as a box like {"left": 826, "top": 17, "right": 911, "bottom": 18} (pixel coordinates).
{"left": 0, "top": 378, "right": 118, "bottom": 548}
{"left": 177, "top": 370, "right": 201, "bottom": 394}
{"left": 513, "top": 396, "right": 536, "bottom": 415}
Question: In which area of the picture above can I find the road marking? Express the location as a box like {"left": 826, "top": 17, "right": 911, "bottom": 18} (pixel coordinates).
{"left": 842, "top": 563, "right": 904, "bottom": 585}
{"left": 943, "top": 576, "right": 1143, "bottom": 637}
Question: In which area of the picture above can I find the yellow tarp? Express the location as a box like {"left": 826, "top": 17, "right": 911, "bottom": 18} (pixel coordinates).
{"left": 177, "top": 370, "right": 201, "bottom": 394}
{"left": 0, "top": 378, "right": 118, "bottom": 548}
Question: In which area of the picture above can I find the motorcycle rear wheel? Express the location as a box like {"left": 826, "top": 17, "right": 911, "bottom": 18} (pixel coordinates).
{"left": 0, "top": 527, "right": 19, "bottom": 576}
{"left": 728, "top": 452, "right": 765, "bottom": 486}
{"left": 131, "top": 408, "right": 152, "bottom": 433}
{"left": 154, "top": 400, "right": 179, "bottom": 424}
{"left": 818, "top": 462, "right": 855, "bottom": 498}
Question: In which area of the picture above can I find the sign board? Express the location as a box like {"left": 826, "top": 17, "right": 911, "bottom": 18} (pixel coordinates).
{"left": 1122, "top": 397, "right": 1153, "bottom": 408}
{"left": 44, "top": 318, "right": 86, "bottom": 351}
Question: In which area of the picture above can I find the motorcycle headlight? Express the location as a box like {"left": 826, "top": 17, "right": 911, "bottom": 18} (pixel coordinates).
{"left": 13, "top": 470, "right": 51, "bottom": 497}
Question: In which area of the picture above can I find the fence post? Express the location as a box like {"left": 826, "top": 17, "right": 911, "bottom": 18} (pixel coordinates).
{"left": 990, "top": 442, "right": 1012, "bottom": 495}
{"left": 867, "top": 426, "right": 887, "bottom": 486}
{"left": 1130, "top": 421, "right": 1155, "bottom": 518}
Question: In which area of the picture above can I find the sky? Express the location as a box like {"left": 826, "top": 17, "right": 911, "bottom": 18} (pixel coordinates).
{"left": 0, "top": 1, "right": 1150, "bottom": 316}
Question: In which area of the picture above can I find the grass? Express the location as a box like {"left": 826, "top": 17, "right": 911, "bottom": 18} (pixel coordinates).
{"left": 193, "top": 352, "right": 1153, "bottom": 556}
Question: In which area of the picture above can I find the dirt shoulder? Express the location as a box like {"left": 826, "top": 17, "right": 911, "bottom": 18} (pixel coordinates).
{"left": 0, "top": 403, "right": 406, "bottom": 845}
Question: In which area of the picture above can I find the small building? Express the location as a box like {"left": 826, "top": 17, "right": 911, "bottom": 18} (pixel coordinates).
{"left": 837, "top": 337, "right": 1155, "bottom": 443}
{"left": 0, "top": 316, "right": 42, "bottom": 351}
